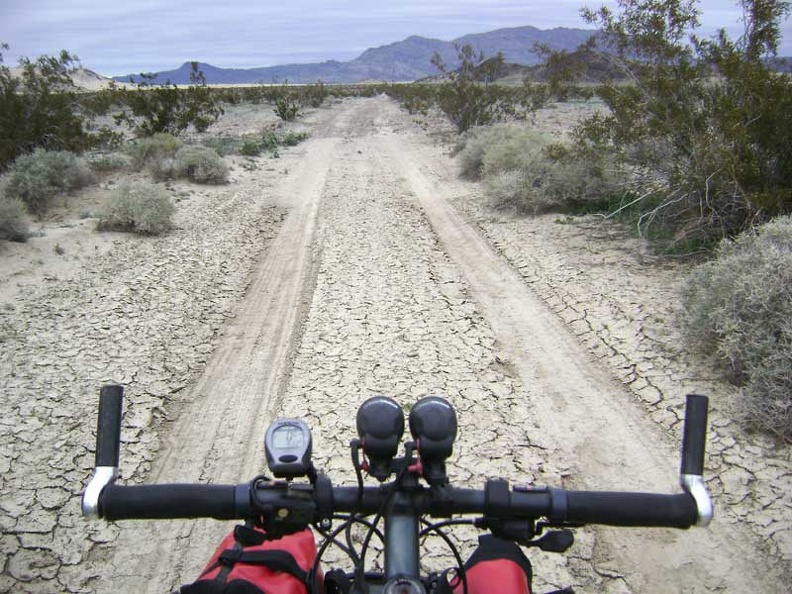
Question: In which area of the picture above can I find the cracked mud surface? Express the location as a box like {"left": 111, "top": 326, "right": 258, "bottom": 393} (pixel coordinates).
{"left": 1, "top": 96, "right": 790, "bottom": 593}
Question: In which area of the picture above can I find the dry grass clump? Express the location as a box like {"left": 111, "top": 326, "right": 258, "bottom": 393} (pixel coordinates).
{"left": 678, "top": 215, "right": 792, "bottom": 441}
{"left": 97, "top": 182, "right": 175, "bottom": 235}
{"left": 3, "top": 149, "right": 93, "bottom": 215}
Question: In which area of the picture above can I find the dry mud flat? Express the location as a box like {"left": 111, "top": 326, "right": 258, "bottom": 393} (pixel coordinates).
{"left": 0, "top": 96, "right": 789, "bottom": 593}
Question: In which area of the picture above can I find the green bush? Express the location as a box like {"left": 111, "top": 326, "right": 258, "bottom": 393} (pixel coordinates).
{"left": 236, "top": 131, "right": 309, "bottom": 157}
{"left": 280, "top": 131, "right": 310, "bottom": 147}
{"left": 0, "top": 192, "right": 29, "bottom": 241}
{"left": 274, "top": 97, "right": 300, "bottom": 122}
{"left": 97, "top": 182, "right": 175, "bottom": 235}
{"left": 303, "top": 81, "right": 328, "bottom": 108}
{"left": 174, "top": 146, "right": 228, "bottom": 183}
{"left": 558, "top": 0, "right": 792, "bottom": 249}
{"left": 678, "top": 215, "right": 792, "bottom": 440}
{"left": 0, "top": 46, "right": 92, "bottom": 172}
{"left": 239, "top": 139, "right": 263, "bottom": 157}
{"left": 4, "top": 149, "right": 93, "bottom": 215}
{"left": 112, "top": 63, "right": 224, "bottom": 136}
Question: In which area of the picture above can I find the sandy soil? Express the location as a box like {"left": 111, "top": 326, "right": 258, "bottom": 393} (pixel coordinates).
{"left": 0, "top": 96, "right": 790, "bottom": 593}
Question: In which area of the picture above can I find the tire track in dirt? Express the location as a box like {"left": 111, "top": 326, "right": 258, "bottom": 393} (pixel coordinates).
{"left": 89, "top": 134, "right": 342, "bottom": 593}
{"left": 379, "top": 119, "right": 784, "bottom": 592}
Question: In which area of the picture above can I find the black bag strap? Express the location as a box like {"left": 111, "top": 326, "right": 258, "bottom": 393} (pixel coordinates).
{"left": 222, "top": 550, "right": 309, "bottom": 583}
{"left": 201, "top": 548, "right": 309, "bottom": 585}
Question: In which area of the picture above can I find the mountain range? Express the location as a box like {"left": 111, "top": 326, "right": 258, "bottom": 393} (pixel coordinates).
{"left": 113, "top": 25, "right": 596, "bottom": 85}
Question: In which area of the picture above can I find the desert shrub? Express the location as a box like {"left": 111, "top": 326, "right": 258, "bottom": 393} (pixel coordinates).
{"left": 174, "top": 146, "right": 228, "bottom": 183}
{"left": 259, "top": 133, "right": 280, "bottom": 152}
{"left": 484, "top": 170, "right": 556, "bottom": 213}
{"left": 280, "top": 131, "right": 310, "bottom": 147}
{"left": 199, "top": 135, "right": 243, "bottom": 157}
{"left": 128, "top": 133, "right": 183, "bottom": 169}
{"left": 678, "top": 215, "right": 792, "bottom": 440}
{"left": 480, "top": 128, "right": 550, "bottom": 178}
{"left": 0, "top": 192, "right": 29, "bottom": 241}
{"left": 3, "top": 149, "right": 93, "bottom": 214}
{"left": 557, "top": 0, "right": 792, "bottom": 249}
{"left": 239, "top": 139, "right": 263, "bottom": 157}
{"left": 87, "top": 151, "right": 132, "bottom": 172}
{"left": 0, "top": 45, "right": 93, "bottom": 172}
{"left": 431, "top": 45, "right": 507, "bottom": 133}
{"left": 303, "top": 81, "right": 328, "bottom": 108}
{"left": 274, "top": 96, "right": 300, "bottom": 121}
{"left": 461, "top": 123, "right": 622, "bottom": 213}
{"left": 97, "top": 182, "right": 175, "bottom": 235}
{"left": 113, "top": 64, "right": 224, "bottom": 136}
{"left": 236, "top": 131, "right": 309, "bottom": 158}
{"left": 455, "top": 124, "right": 525, "bottom": 179}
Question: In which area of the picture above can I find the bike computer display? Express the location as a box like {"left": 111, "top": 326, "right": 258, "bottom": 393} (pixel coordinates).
{"left": 264, "top": 418, "right": 313, "bottom": 478}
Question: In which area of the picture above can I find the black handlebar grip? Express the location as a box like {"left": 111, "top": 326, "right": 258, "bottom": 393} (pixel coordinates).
{"left": 99, "top": 484, "right": 244, "bottom": 521}
{"left": 680, "top": 394, "right": 708, "bottom": 477}
{"left": 96, "top": 385, "right": 123, "bottom": 467}
{"left": 566, "top": 492, "right": 698, "bottom": 528}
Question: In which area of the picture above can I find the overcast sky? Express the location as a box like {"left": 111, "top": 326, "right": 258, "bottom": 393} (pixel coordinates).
{"left": 1, "top": 0, "right": 790, "bottom": 76}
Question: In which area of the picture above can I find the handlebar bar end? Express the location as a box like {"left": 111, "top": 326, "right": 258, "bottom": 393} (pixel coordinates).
{"left": 82, "top": 466, "right": 118, "bottom": 519}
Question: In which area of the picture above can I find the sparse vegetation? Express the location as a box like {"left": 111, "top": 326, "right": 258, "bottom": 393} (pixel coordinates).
{"left": 3, "top": 149, "right": 93, "bottom": 215}
{"left": 678, "top": 215, "right": 792, "bottom": 440}
{"left": 97, "top": 182, "right": 175, "bottom": 235}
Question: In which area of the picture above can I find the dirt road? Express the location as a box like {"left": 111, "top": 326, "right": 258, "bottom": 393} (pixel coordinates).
{"left": 1, "top": 96, "right": 789, "bottom": 593}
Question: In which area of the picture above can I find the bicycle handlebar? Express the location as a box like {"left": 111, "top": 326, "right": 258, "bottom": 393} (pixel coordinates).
{"left": 83, "top": 387, "right": 711, "bottom": 550}
{"left": 94, "top": 478, "right": 699, "bottom": 530}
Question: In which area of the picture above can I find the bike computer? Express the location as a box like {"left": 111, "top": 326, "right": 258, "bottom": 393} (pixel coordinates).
{"left": 264, "top": 418, "right": 313, "bottom": 478}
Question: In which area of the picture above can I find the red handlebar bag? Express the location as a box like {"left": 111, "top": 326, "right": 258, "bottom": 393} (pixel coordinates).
{"left": 451, "top": 535, "right": 532, "bottom": 594}
{"left": 179, "top": 526, "right": 319, "bottom": 594}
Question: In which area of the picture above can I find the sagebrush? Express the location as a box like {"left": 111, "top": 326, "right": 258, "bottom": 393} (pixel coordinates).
{"left": 678, "top": 215, "right": 792, "bottom": 440}
{"left": 3, "top": 149, "right": 93, "bottom": 215}
{"left": 174, "top": 146, "right": 228, "bottom": 183}
{"left": 97, "top": 182, "right": 175, "bottom": 235}
{"left": 457, "top": 124, "right": 621, "bottom": 212}
{"left": 128, "top": 133, "right": 183, "bottom": 170}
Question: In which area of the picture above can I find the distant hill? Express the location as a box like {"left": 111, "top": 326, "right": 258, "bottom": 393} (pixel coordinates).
{"left": 113, "top": 25, "right": 596, "bottom": 85}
